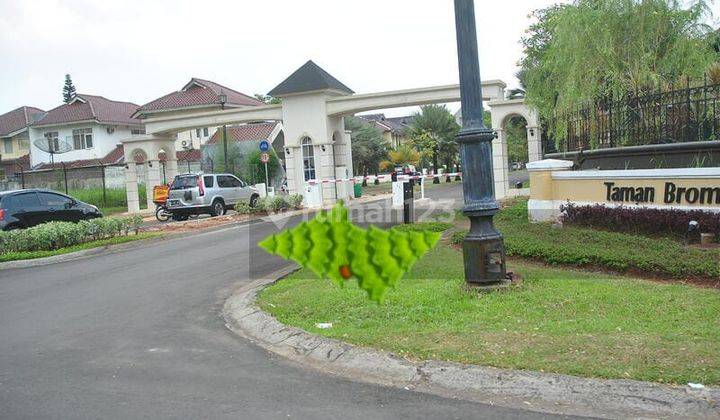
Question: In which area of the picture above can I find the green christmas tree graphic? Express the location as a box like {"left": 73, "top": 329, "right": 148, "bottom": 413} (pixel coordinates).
{"left": 259, "top": 202, "right": 441, "bottom": 303}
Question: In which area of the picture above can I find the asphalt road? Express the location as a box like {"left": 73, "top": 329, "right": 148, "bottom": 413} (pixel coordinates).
{"left": 0, "top": 185, "right": 571, "bottom": 419}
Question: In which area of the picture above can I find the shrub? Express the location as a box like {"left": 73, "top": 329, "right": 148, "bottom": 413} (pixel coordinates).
{"left": 450, "top": 200, "right": 719, "bottom": 279}
{"left": 258, "top": 196, "right": 289, "bottom": 213}
{"left": 0, "top": 216, "right": 142, "bottom": 255}
{"left": 451, "top": 230, "right": 467, "bottom": 244}
{"left": 235, "top": 202, "right": 252, "bottom": 214}
{"left": 560, "top": 203, "right": 720, "bottom": 238}
{"left": 287, "top": 194, "right": 304, "bottom": 209}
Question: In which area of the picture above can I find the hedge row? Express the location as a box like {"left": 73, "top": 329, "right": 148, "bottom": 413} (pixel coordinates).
{"left": 452, "top": 200, "right": 719, "bottom": 279}
{"left": 0, "top": 216, "right": 143, "bottom": 254}
{"left": 560, "top": 203, "right": 720, "bottom": 238}
{"left": 235, "top": 194, "right": 304, "bottom": 214}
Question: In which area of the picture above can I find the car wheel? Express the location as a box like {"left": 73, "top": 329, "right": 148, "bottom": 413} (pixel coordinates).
{"left": 211, "top": 200, "right": 225, "bottom": 217}
{"left": 250, "top": 194, "right": 259, "bottom": 208}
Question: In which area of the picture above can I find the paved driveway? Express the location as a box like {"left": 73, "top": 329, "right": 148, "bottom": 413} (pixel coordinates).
{"left": 0, "top": 185, "right": 568, "bottom": 419}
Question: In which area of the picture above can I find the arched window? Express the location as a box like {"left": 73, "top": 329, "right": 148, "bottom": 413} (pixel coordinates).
{"left": 301, "top": 137, "right": 316, "bottom": 181}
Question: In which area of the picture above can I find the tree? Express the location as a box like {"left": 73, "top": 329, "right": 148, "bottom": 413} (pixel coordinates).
{"left": 520, "top": 0, "right": 717, "bottom": 144}
{"left": 254, "top": 94, "right": 282, "bottom": 104}
{"left": 244, "top": 149, "right": 281, "bottom": 186}
{"left": 62, "top": 74, "right": 76, "bottom": 103}
{"left": 505, "top": 116, "right": 529, "bottom": 164}
{"left": 406, "top": 105, "right": 460, "bottom": 182}
{"left": 345, "top": 117, "right": 388, "bottom": 176}
{"left": 379, "top": 144, "right": 420, "bottom": 171}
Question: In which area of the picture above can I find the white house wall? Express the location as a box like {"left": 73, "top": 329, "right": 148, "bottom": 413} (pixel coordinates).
{"left": 28, "top": 123, "right": 135, "bottom": 167}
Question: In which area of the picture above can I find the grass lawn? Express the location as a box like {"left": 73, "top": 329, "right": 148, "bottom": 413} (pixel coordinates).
{"left": 455, "top": 199, "right": 720, "bottom": 280}
{"left": 0, "top": 232, "right": 161, "bottom": 263}
{"left": 68, "top": 186, "right": 148, "bottom": 213}
{"left": 259, "top": 244, "right": 720, "bottom": 385}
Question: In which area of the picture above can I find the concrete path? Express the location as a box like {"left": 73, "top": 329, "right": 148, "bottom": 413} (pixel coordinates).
{"left": 0, "top": 185, "right": 569, "bottom": 419}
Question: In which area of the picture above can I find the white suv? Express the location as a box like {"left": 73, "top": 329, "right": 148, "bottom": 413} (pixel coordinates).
{"left": 167, "top": 173, "right": 259, "bottom": 220}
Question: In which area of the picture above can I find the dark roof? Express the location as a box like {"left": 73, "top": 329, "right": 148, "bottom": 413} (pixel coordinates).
{"left": 358, "top": 114, "right": 414, "bottom": 134}
{"left": 34, "top": 95, "right": 141, "bottom": 127}
{"left": 268, "top": 60, "right": 353, "bottom": 97}
{"left": 32, "top": 145, "right": 202, "bottom": 171}
{"left": 206, "top": 122, "right": 279, "bottom": 145}
{"left": 136, "top": 78, "right": 263, "bottom": 115}
{"left": 0, "top": 106, "right": 45, "bottom": 137}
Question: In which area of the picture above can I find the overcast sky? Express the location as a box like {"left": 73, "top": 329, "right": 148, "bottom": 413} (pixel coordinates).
{"left": 0, "top": 0, "right": 563, "bottom": 116}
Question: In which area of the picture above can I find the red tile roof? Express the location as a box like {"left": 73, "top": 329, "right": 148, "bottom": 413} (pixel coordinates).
{"left": 32, "top": 145, "right": 203, "bottom": 171}
{"left": 136, "top": 78, "right": 263, "bottom": 114}
{"left": 206, "top": 122, "right": 278, "bottom": 145}
{"left": 34, "top": 95, "right": 141, "bottom": 127}
{"left": 32, "top": 145, "right": 126, "bottom": 170}
{"left": 0, "top": 106, "right": 45, "bottom": 137}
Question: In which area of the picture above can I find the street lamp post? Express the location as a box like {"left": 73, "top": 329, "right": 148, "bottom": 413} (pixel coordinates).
{"left": 219, "top": 93, "right": 229, "bottom": 171}
{"left": 454, "top": 0, "right": 509, "bottom": 288}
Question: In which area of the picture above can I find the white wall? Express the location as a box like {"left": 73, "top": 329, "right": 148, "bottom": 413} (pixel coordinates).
{"left": 175, "top": 126, "right": 217, "bottom": 151}
{"left": 28, "top": 122, "right": 138, "bottom": 167}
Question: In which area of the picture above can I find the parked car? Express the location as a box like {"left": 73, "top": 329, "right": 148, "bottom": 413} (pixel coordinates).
{"left": 166, "top": 173, "right": 260, "bottom": 220}
{"left": 0, "top": 189, "right": 102, "bottom": 231}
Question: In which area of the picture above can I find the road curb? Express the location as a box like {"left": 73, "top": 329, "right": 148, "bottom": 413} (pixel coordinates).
{"left": 223, "top": 273, "right": 720, "bottom": 419}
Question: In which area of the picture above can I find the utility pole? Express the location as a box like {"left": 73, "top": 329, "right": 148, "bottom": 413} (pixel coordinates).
{"left": 454, "top": 0, "right": 509, "bottom": 288}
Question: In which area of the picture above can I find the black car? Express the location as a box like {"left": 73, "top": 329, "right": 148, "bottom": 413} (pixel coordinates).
{"left": 0, "top": 189, "right": 102, "bottom": 231}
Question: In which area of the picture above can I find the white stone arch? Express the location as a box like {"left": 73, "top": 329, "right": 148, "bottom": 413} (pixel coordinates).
{"left": 489, "top": 99, "right": 542, "bottom": 163}
{"left": 121, "top": 134, "right": 178, "bottom": 213}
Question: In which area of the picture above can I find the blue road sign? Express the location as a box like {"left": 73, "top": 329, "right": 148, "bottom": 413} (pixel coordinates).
{"left": 259, "top": 140, "right": 270, "bottom": 152}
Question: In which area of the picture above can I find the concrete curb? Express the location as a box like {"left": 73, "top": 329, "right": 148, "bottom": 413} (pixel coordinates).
{"left": 223, "top": 273, "right": 720, "bottom": 419}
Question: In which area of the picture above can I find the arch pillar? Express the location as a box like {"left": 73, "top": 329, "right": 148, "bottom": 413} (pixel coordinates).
{"left": 124, "top": 162, "right": 140, "bottom": 213}
{"left": 492, "top": 129, "right": 509, "bottom": 199}
{"left": 145, "top": 160, "right": 162, "bottom": 210}
{"left": 527, "top": 125, "right": 542, "bottom": 162}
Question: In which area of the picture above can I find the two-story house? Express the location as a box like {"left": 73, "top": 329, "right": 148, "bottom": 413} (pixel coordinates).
{"left": 28, "top": 94, "right": 144, "bottom": 167}
{"left": 357, "top": 113, "right": 414, "bottom": 149}
{"left": 0, "top": 106, "right": 45, "bottom": 177}
{"left": 134, "top": 77, "right": 265, "bottom": 151}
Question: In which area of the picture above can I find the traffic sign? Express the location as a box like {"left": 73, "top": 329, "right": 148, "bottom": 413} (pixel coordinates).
{"left": 260, "top": 152, "right": 270, "bottom": 163}
{"left": 259, "top": 140, "right": 270, "bottom": 152}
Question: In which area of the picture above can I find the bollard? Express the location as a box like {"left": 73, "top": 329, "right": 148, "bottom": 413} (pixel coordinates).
{"left": 403, "top": 178, "right": 415, "bottom": 224}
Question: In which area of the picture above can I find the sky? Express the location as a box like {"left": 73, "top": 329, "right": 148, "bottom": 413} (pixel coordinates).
{"left": 0, "top": 0, "right": 563, "bottom": 117}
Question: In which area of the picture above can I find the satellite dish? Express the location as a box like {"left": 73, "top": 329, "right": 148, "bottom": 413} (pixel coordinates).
{"left": 33, "top": 137, "right": 73, "bottom": 166}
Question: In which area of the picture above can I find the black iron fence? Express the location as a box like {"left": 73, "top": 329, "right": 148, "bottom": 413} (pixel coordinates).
{"left": 552, "top": 75, "right": 720, "bottom": 153}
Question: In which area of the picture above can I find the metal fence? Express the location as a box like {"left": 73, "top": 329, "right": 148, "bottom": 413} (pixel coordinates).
{"left": 553, "top": 75, "right": 720, "bottom": 153}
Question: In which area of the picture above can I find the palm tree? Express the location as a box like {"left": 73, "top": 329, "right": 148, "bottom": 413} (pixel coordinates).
{"left": 380, "top": 144, "right": 420, "bottom": 171}
{"left": 406, "top": 105, "right": 459, "bottom": 183}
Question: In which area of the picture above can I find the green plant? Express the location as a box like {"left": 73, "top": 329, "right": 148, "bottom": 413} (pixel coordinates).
{"left": 0, "top": 216, "right": 143, "bottom": 255}
{"left": 287, "top": 194, "right": 304, "bottom": 209}
{"left": 259, "top": 202, "right": 441, "bottom": 302}
{"left": 521, "top": 0, "right": 717, "bottom": 144}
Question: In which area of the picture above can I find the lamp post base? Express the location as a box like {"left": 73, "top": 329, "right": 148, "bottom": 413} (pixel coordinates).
{"left": 462, "top": 214, "right": 507, "bottom": 287}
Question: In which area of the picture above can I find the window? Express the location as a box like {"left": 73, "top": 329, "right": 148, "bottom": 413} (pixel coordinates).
{"left": 3, "top": 139, "right": 12, "bottom": 154}
{"left": 203, "top": 127, "right": 209, "bottom": 137}
{"left": 195, "top": 128, "right": 201, "bottom": 138}
{"left": 72, "top": 128, "right": 93, "bottom": 150}
{"left": 217, "top": 175, "right": 242, "bottom": 188}
{"left": 38, "top": 192, "right": 73, "bottom": 208}
{"left": 301, "top": 137, "right": 316, "bottom": 181}
{"left": 170, "top": 175, "right": 198, "bottom": 190}
{"left": 18, "top": 138, "right": 29, "bottom": 150}
{"left": 44, "top": 132, "right": 59, "bottom": 152}
{"left": 131, "top": 128, "right": 145, "bottom": 135}
{"left": 203, "top": 175, "right": 214, "bottom": 188}
{"left": 5, "top": 192, "right": 40, "bottom": 209}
